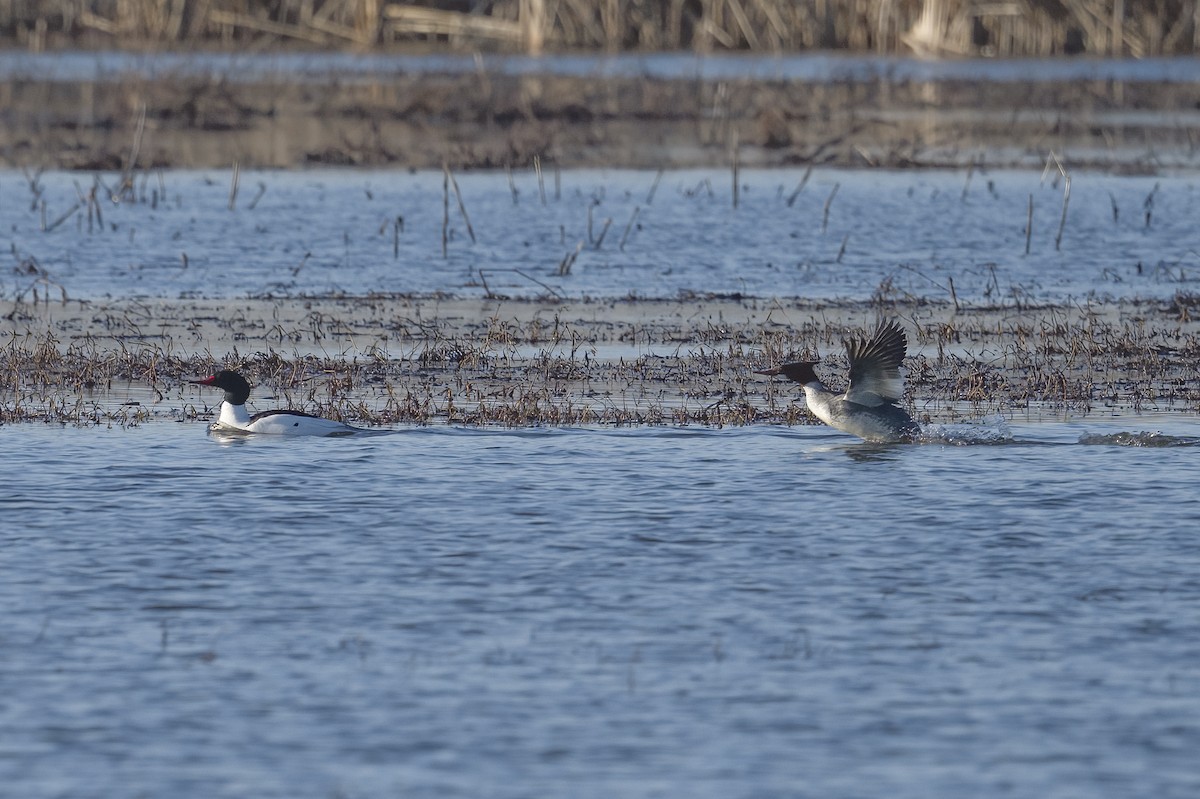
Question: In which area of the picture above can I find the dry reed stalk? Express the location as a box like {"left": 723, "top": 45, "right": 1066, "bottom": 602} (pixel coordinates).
{"left": 9, "top": 0, "right": 1200, "bottom": 58}
{"left": 124, "top": 102, "right": 147, "bottom": 185}
{"left": 593, "top": 217, "right": 613, "bottom": 249}
{"left": 247, "top": 182, "right": 268, "bottom": 210}
{"left": 821, "top": 182, "right": 840, "bottom": 233}
{"left": 1038, "top": 152, "right": 1071, "bottom": 251}
{"left": 1056, "top": 175, "right": 1071, "bottom": 251}
{"left": 786, "top": 164, "right": 814, "bottom": 206}
{"left": 619, "top": 206, "right": 641, "bottom": 251}
{"left": 534, "top": 155, "right": 546, "bottom": 205}
{"left": 443, "top": 164, "right": 476, "bottom": 243}
{"left": 558, "top": 241, "right": 584, "bottom": 275}
{"left": 44, "top": 202, "right": 83, "bottom": 233}
{"left": 731, "top": 129, "right": 740, "bottom": 209}
{"left": 442, "top": 168, "right": 449, "bottom": 258}
{"left": 228, "top": 161, "right": 240, "bottom": 211}
{"left": 646, "top": 169, "right": 664, "bottom": 205}
{"left": 505, "top": 165, "right": 518, "bottom": 205}
{"left": 90, "top": 182, "right": 103, "bottom": 230}
{"left": 1025, "top": 194, "right": 1033, "bottom": 255}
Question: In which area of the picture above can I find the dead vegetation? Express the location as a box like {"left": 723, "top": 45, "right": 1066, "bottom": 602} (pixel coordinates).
{"left": 4, "top": 295, "right": 1200, "bottom": 429}
{"left": 4, "top": 0, "right": 1195, "bottom": 58}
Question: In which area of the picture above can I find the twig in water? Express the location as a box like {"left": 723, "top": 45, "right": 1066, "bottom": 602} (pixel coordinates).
{"left": 124, "top": 102, "right": 147, "bottom": 190}
{"left": 44, "top": 202, "right": 83, "bottom": 233}
{"left": 1055, "top": 174, "right": 1071, "bottom": 251}
{"left": 786, "top": 163, "right": 814, "bottom": 207}
{"left": 22, "top": 166, "right": 45, "bottom": 211}
{"left": 479, "top": 268, "right": 565, "bottom": 299}
{"left": 228, "top": 160, "right": 240, "bottom": 210}
{"left": 594, "top": 218, "right": 613, "bottom": 250}
{"left": 393, "top": 216, "right": 403, "bottom": 260}
{"left": 247, "top": 181, "right": 267, "bottom": 210}
{"left": 821, "top": 183, "right": 840, "bottom": 234}
{"left": 506, "top": 165, "right": 519, "bottom": 205}
{"left": 619, "top": 206, "right": 641, "bottom": 251}
{"left": 558, "top": 241, "right": 584, "bottom": 275}
{"left": 1040, "top": 152, "right": 1071, "bottom": 252}
{"left": 1040, "top": 151, "right": 1066, "bottom": 188}
{"left": 442, "top": 169, "right": 449, "bottom": 259}
{"left": 534, "top": 155, "right": 546, "bottom": 205}
{"left": 731, "top": 129, "right": 740, "bottom": 210}
{"left": 444, "top": 164, "right": 476, "bottom": 244}
{"left": 836, "top": 234, "right": 849, "bottom": 263}
{"left": 1025, "top": 194, "right": 1033, "bottom": 255}
{"left": 646, "top": 169, "right": 664, "bottom": 205}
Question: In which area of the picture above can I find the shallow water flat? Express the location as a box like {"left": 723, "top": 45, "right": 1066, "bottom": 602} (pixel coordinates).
{"left": 2, "top": 421, "right": 1198, "bottom": 798}
{"left": 6, "top": 168, "right": 1199, "bottom": 304}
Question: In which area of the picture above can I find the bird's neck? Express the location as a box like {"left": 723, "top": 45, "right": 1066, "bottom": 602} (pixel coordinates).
{"left": 219, "top": 401, "right": 251, "bottom": 428}
{"left": 801, "top": 380, "right": 832, "bottom": 399}
{"left": 801, "top": 383, "right": 840, "bottom": 427}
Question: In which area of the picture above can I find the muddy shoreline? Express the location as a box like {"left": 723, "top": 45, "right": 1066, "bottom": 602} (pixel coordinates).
{"left": 5, "top": 67, "right": 1200, "bottom": 171}
{"left": 4, "top": 294, "right": 1199, "bottom": 428}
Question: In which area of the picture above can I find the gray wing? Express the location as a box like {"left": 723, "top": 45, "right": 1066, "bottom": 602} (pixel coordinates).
{"left": 842, "top": 321, "right": 907, "bottom": 406}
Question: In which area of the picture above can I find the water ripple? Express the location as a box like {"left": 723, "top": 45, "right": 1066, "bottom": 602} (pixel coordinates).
{"left": 2, "top": 422, "right": 1199, "bottom": 798}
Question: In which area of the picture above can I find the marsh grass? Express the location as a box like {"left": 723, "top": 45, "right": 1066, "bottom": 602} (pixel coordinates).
{"left": 5, "top": 0, "right": 1196, "bottom": 58}
{"left": 4, "top": 296, "right": 1200, "bottom": 429}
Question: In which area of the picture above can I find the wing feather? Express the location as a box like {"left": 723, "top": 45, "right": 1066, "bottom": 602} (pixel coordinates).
{"left": 842, "top": 321, "right": 907, "bottom": 406}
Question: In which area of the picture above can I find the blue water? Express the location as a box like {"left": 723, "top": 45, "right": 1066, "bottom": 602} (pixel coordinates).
{"left": 3, "top": 420, "right": 1200, "bottom": 797}
{"left": 6, "top": 168, "right": 1200, "bottom": 303}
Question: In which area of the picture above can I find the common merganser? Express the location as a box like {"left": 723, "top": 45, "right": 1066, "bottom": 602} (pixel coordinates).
{"left": 756, "top": 320, "right": 921, "bottom": 443}
{"left": 190, "top": 370, "right": 362, "bottom": 437}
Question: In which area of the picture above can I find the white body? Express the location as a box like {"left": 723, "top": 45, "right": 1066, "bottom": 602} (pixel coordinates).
{"left": 213, "top": 401, "right": 360, "bottom": 437}
{"left": 802, "top": 384, "right": 919, "bottom": 443}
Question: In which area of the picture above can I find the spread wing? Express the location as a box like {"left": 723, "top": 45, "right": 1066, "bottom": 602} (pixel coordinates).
{"left": 842, "top": 321, "right": 907, "bottom": 407}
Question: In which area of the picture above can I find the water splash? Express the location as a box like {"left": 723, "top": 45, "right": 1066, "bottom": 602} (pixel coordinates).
{"left": 1078, "top": 431, "right": 1200, "bottom": 447}
{"left": 918, "top": 414, "right": 1014, "bottom": 445}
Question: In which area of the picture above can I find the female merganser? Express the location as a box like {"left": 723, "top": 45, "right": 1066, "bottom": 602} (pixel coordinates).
{"left": 190, "top": 370, "right": 362, "bottom": 436}
{"left": 756, "top": 320, "right": 921, "bottom": 443}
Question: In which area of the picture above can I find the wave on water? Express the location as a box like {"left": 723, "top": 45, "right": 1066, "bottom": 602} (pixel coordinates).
{"left": 918, "top": 415, "right": 1014, "bottom": 445}
{"left": 1077, "top": 431, "right": 1200, "bottom": 447}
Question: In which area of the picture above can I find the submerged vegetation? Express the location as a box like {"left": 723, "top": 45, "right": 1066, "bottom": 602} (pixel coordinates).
{"left": 4, "top": 295, "right": 1200, "bottom": 429}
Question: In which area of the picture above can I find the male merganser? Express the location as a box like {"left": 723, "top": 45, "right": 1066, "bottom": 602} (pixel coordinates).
{"left": 190, "top": 370, "right": 362, "bottom": 436}
{"left": 756, "top": 320, "right": 921, "bottom": 443}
